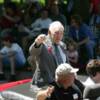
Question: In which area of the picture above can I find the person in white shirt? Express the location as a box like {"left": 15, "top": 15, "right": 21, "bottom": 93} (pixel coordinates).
{"left": 83, "top": 59, "right": 100, "bottom": 86}
{"left": 0, "top": 35, "right": 26, "bottom": 81}
{"left": 83, "top": 59, "right": 100, "bottom": 100}
{"left": 31, "top": 8, "right": 52, "bottom": 36}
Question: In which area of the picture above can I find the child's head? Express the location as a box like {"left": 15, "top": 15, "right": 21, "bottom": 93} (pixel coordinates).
{"left": 67, "top": 41, "right": 77, "bottom": 51}
{"left": 1, "top": 29, "right": 14, "bottom": 45}
{"left": 1, "top": 35, "right": 13, "bottom": 46}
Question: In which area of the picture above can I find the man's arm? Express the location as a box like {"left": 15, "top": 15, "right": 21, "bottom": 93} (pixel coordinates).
{"left": 37, "top": 86, "right": 54, "bottom": 100}
{"left": 29, "top": 34, "right": 46, "bottom": 55}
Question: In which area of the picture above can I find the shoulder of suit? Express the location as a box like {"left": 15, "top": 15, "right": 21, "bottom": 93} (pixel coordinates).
{"left": 59, "top": 41, "right": 66, "bottom": 49}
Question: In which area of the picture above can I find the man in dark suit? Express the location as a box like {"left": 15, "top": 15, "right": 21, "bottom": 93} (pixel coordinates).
{"left": 28, "top": 21, "right": 68, "bottom": 90}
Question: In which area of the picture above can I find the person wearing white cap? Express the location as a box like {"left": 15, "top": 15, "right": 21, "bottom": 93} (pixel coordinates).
{"left": 37, "top": 63, "right": 82, "bottom": 100}
{"left": 28, "top": 21, "right": 68, "bottom": 90}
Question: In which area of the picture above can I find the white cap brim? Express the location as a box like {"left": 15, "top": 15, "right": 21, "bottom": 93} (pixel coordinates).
{"left": 70, "top": 68, "right": 79, "bottom": 73}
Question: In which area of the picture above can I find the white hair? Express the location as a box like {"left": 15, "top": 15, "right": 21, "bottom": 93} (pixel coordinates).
{"left": 55, "top": 63, "right": 79, "bottom": 80}
{"left": 49, "top": 21, "right": 64, "bottom": 34}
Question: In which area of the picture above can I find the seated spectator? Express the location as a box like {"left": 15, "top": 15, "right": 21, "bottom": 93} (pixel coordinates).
{"left": 0, "top": 2, "right": 21, "bottom": 29}
{"left": 83, "top": 59, "right": 100, "bottom": 100}
{"left": 37, "top": 63, "right": 82, "bottom": 100}
{"left": 16, "top": 7, "right": 52, "bottom": 58}
{"left": 31, "top": 8, "right": 52, "bottom": 36}
{"left": 14, "top": 22, "right": 31, "bottom": 53}
{"left": 0, "top": 35, "right": 26, "bottom": 81}
{"left": 68, "top": 14, "right": 96, "bottom": 62}
{"left": 90, "top": 0, "right": 100, "bottom": 16}
{"left": 89, "top": 3, "right": 100, "bottom": 46}
{"left": 49, "top": 3, "right": 67, "bottom": 30}
{"left": 66, "top": 40, "right": 79, "bottom": 68}
{"left": 22, "top": 2, "right": 40, "bottom": 27}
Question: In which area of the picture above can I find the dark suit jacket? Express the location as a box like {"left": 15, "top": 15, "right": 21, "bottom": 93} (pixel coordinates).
{"left": 28, "top": 36, "right": 67, "bottom": 86}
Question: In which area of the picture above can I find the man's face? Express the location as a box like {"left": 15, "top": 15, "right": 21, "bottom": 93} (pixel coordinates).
{"left": 57, "top": 73, "right": 75, "bottom": 88}
{"left": 71, "top": 19, "right": 78, "bottom": 28}
{"left": 50, "top": 31, "right": 63, "bottom": 44}
{"left": 2, "top": 40, "right": 10, "bottom": 47}
{"left": 41, "top": 10, "right": 48, "bottom": 19}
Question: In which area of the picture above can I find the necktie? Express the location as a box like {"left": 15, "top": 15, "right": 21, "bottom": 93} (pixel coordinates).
{"left": 54, "top": 44, "right": 63, "bottom": 65}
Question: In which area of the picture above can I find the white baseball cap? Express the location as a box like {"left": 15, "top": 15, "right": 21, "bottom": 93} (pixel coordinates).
{"left": 55, "top": 63, "right": 79, "bottom": 76}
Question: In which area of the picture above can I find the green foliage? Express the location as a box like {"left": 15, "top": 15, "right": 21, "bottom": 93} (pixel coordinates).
{"left": 0, "top": 0, "right": 4, "bottom": 3}
{"left": 39, "top": 0, "right": 45, "bottom": 6}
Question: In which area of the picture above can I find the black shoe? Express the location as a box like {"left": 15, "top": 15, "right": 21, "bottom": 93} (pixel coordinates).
{"left": 0, "top": 73, "right": 6, "bottom": 81}
{"left": 9, "top": 74, "right": 17, "bottom": 82}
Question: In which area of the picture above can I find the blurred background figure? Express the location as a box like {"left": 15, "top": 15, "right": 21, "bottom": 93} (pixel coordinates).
{"left": 0, "top": 34, "right": 26, "bottom": 82}
{"left": 66, "top": 40, "right": 79, "bottom": 68}
{"left": 68, "top": 14, "right": 96, "bottom": 68}
{"left": 84, "top": 59, "right": 100, "bottom": 86}
{"left": 49, "top": 3, "right": 67, "bottom": 32}
{"left": 31, "top": 8, "right": 52, "bottom": 35}
{"left": 83, "top": 59, "right": 100, "bottom": 100}
{"left": 66, "top": 0, "right": 91, "bottom": 25}
{"left": 22, "top": 2, "right": 40, "bottom": 27}
{"left": 0, "top": 2, "right": 21, "bottom": 30}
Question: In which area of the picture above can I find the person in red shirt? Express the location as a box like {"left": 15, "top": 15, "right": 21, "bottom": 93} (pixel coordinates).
{"left": 90, "top": 0, "right": 100, "bottom": 14}
{"left": 0, "top": 2, "right": 21, "bottom": 29}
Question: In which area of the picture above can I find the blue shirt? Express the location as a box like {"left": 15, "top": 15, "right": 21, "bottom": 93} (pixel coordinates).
{"left": 96, "top": 15, "right": 100, "bottom": 24}
{"left": 69, "top": 24, "right": 95, "bottom": 42}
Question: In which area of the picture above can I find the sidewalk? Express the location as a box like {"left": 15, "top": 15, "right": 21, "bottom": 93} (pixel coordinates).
{"left": 0, "top": 68, "right": 33, "bottom": 84}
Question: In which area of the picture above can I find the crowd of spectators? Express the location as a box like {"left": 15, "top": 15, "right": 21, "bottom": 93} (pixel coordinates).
{"left": 0, "top": 0, "right": 100, "bottom": 99}
{"left": 0, "top": 0, "right": 99, "bottom": 83}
